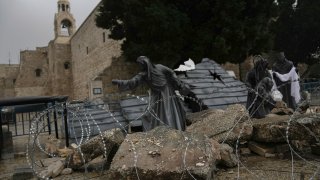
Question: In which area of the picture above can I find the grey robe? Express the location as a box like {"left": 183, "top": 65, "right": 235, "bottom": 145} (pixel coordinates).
{"left": 113, "top": 56, "right": 189, "bottom": 131}
{"left": 246, "top": 58, "right": 274, "bottom": 118}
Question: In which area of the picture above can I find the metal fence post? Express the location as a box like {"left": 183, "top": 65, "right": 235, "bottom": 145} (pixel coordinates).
{"left": 53, "top": 102, "right": 59, "bottom": 139}
{"left": 0, "top": 108, "right": 3, "bottom": 159}
{"left": 63, "top": 102, "right": 69, "bottom": 147}
{"left": 46, "top": 103, "right": 51, "bottom": 135}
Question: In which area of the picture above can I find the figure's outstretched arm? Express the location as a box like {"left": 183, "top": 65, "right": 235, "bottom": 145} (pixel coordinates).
{"left": 112, "top": 72, "right": 145, "bottom": 91}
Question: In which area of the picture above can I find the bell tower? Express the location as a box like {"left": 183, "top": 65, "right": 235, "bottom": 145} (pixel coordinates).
{"left": 54, "top": 0, "right": 76, "bottom": 38}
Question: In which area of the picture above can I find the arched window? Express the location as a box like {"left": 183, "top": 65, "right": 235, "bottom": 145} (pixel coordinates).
{"left": 64, "top": 62, "right": 71, "bottom": 69}
{"left": 60, "top": 19, "right": 72, "bottom": 36}
{"left": 35, "top": 69, "right": 42, "bottom": 77}
{"left": 62, "top": 4, "right": 65, "bottom": 11}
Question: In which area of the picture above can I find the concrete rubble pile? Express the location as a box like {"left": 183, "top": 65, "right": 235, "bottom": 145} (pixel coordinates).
{"left": 186, "top": 104, "right": 253, "bottom": 143}
{"left": 40, "top": 128, "right": 125, "bottom": 178}
{"left": 39, "top": 104, "right": 320, "bottom": 179}
{"left": 106, "top": 126, "right": 237, "bottom": 179}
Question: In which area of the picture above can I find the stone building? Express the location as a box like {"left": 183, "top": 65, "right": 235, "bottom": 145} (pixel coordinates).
{"left": 0, "top": 0, "right": 254, "bottom": 101}
{"left": 14, "top": 0, "right": 76, "bottom": 98}
{"left": 0, "top": 0, "right": 138, "bottom": 101}
{"left": 0, "top": 64, "right": 19, "bottom": 98}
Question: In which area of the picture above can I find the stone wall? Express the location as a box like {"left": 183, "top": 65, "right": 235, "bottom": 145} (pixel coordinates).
{"left": 101, "top": 57, "right": 147, "bottom": 101}
{"left": 15, "top": 87, "right": 47, "bottom": 97}
{"left": 48, "top": 40, "right": 73, "bottom": 98}
{"left": 0, "top": 64, "right": 19, "bottom": 98}
{"left": 70, "top": 4, "right": 122, "bottom": 100}
{"left": 221, "top": 62, "right": 240, "bottom": 79}
{"left": 14, "top": 48, "right": 50, "bottom": 97}
{"left": 221, "top": 56, "right": 254, "bottom": 81}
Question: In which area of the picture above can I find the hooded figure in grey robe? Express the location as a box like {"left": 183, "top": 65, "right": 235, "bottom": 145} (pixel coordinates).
{"left": 112, "top": 56, "right": 190, "bottom": 131}
{"left": 246, "top": 56, "right": 274, "bottom": 118}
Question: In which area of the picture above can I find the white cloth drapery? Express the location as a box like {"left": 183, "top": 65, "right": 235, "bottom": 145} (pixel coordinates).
{"left": 273, "top": 67, "right": 301, "bottom": 103}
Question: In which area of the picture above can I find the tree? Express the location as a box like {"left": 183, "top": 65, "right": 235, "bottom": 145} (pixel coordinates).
{"left": 96, "top": 0, "right": 277, "bottom": 67}
{"left": 273, "top": 0, "right": 320, "bottom": 65}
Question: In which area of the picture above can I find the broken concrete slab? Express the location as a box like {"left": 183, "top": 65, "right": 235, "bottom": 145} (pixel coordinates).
{"left": 107, "top": 126, "right": 236, "bottom": 179}
{"left": 240, "top": 148, "right": 251, "bottom": 155}
{"left": 38, "top": 157, "right": 65, "bottom": 167}
{"left": 186, "top": 104, "right": 252, "bottom": 143}
{"left": 82, "top": 155, "right": 107, "bottom": 172}
{"left": 252, "top": 114, "right": 320, "bottom": 143}
{"left": 39, "top": 169, "right": 52, "bottom": 179}
{"left": 48, "top": 160, "right": 64, "bottom": 178}
{"left": 60, "top": 168, "right": 73, "bottom": 175}
{"left": 248, "top": 141, "right": 274, "bottom": 157}
{"left": 219, "top": 144, "right": 237, "bottom": 167}
{"left": 68, "top": 128, "right": 125, "bottom": 169}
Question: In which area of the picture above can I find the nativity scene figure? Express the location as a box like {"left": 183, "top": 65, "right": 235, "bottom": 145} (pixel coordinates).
{"left": 272, "top": 52, "right": 300, "bottom": 110}
{"left": 112, "top": 56, "right": 191, "bottom": 131}
{"left": 246, "top": 56, "right": 274, "bottom": 118}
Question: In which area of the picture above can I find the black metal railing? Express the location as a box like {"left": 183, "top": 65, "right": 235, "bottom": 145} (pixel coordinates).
{"left": 0, "top": 96, "right": 69, "bottom": 159}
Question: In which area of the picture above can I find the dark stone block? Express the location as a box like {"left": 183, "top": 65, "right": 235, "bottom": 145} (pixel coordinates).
{"left": 2, "top": 130, "right": 13, "bottom": 153}
{"left": 12, "top": 166, "right": 34, "bottom": 180}
{"left": 311, "top": 143, "right": 320, "bottom": 156}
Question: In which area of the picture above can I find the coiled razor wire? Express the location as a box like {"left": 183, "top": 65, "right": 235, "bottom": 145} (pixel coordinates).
{"left": 25, "top": 78, "right": 320, "bottom": 179}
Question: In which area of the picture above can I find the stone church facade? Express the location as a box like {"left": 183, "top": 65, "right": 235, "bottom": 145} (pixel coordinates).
{"left": 1, "top": 0, "right": 140, "bottom": 101}
{"left": 1, "top": 0, "right": 256, "bottom": 101}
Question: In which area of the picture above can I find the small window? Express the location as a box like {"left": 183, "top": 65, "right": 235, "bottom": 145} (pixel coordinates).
{"left": 103, "top": 32, "right": 106, "bottom": 42}
{"left": 13, "top": 79, "right": 16, "bottom": 84}
{"left": 93, "top": 88, "right": 102, "bottom": 95}
{"left": 35, "top": 69, "right": 42, "bottom": 77}
{"left": 86, "top": 47, "right": 89, "bottom": 54}
{"left": 64, "top": 62, "right": 70, "bottom": 69}
{"left": 62, "top": 4, "right": 65, "bottom": 11}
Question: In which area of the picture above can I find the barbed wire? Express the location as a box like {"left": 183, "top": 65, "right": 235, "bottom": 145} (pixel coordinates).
{"left": 25, "top": 78, "right": 320, "bottom": 179}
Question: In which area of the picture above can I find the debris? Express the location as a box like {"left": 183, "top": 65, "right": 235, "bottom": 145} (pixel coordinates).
{"left": 107, "top": 126, "right": 225, "bottom": 179}
{"left": 12, "top": 166, "right": 34, "bottom": 180}
{"left": 240, "top": 148, "right": 251, "bottom": 155}
{"left": 57, "top": 147, "right": 73, "bottom": 157}
{"left": 14, "top": 152, "right": 26, "bottom": 158}
{"left": 196, "top": 162, "right": 205, "bottom": 167}
{"left": 248, "top": 141, "right": 274, "bottom": 157}
{"left": 67, "top": 128, "right": 125, "bottom": 169}
{"left": 48, "top": 160, "right": 64, "bottom": 178}
{"left": 70, "top": 143, "right": 78, "bottom": 149}
{"left": 60, "top": 168, "right": 73, "bottom": 175}
{"left": 265, "top": 153, "right": 276, "bottom": 158}
{"left": 39, "top": 169, "right": 52, "bottom": 179}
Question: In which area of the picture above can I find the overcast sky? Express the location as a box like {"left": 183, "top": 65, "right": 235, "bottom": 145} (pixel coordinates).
{"left": 0, "top": 0, "right": 101, "bottom": 64}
